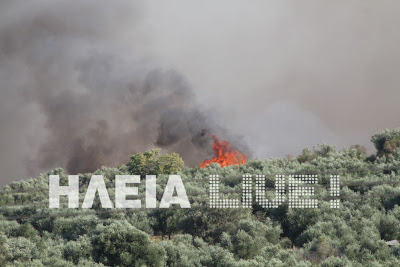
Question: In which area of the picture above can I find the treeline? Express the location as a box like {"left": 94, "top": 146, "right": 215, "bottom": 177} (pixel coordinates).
{"left": 1, "top": 129, "right": 400, "bottom": 266}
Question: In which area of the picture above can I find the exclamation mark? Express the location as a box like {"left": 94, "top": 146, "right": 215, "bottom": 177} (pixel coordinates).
{"left": 330, "top": 175, "right": 340, "bottom": 208}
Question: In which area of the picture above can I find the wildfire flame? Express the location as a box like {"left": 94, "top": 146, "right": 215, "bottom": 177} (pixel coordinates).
{"left": 200, "top": 135, "right": 247, "bottom": 168}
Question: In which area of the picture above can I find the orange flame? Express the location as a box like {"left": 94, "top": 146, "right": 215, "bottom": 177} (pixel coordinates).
{"left": 200, "top": 135, "right": 247, "bottom": 168}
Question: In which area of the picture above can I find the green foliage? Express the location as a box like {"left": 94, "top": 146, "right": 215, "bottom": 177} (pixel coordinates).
{"left": 2, "top": 129, "right": 400, "bottom": 265}
{"left": 319, "top": 256, "right": 353, "bottom": 267}
{"left": 304, "top": 236, "right": 339, "bottom": 264}
{"left": 178, "top": 208, "right": 252, "bottom": 243}
{"left": 127, "top": 149, "right": 184, "bottom": 176}
{"left": 64, "top": 235, "right": 92, "bottom": 265}
{"left": 297, "top": 145, "right": 337, "bottom": 163}
{"left": 222, "top": 218, "right": 282, "bottom": 259}
{"left": 6, "top": 237, "right": 38, "bottom": 263}
{"left": 151, "top": 209, "right": 183, "bottom": 239}
{"left": 0, "top": 234, "right": 10, "bottom": 266}
{"left": 371, "top": 128, "right": 400, "bottom": 157}
{"left": 14, "top": 223, "right": 39, "bottom": 241}
{"left": 91, "top": 221, "right": 165, "bottom": 267}
{"left": 53, "top": 215, "right": 99, "bottom": 240}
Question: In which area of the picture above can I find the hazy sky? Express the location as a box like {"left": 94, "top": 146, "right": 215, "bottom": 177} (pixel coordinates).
{"left": 1, "top": 0, "right": 400, "bottom": 187}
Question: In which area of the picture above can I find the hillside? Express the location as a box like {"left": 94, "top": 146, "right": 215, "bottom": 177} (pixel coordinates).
{"left": 1, "top": 129, "right": 400, "bottom": 266}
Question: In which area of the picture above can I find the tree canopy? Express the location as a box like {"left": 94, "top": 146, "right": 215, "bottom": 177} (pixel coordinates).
{"left": 1, "top": 131, "right": 400, "bottom": 266}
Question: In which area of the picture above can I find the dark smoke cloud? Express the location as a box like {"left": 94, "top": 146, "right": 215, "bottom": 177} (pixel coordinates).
{"left": 0, "top": 1, "right": 245, "bottom": 187}
{"left": 2, "top": 1, "right": 400, "bottom": 187}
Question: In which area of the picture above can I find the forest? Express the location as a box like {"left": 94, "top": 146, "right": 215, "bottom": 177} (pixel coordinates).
{"left": 1, "top": 129, "right": 400, "bottom": 266}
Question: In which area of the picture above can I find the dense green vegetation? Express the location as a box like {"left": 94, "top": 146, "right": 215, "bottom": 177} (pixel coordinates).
{"left": 1, "top": 129, "right": 400, "bottom": 266}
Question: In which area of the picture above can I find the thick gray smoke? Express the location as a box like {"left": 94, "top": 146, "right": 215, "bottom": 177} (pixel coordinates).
{"left": 2, "top": 1, "right": 400, "bottom": 187}
{"left": 143, "top": 1, "right": 400, "bottom": 158}
{"left": 0, "top": 1, "right": 246, "bottom": 187}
